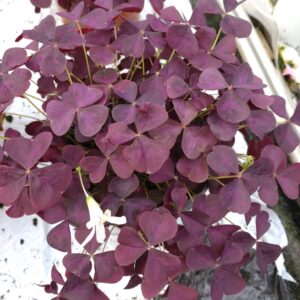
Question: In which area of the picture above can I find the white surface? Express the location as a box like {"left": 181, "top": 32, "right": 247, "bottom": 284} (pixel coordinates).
{"left": 273, "top": 0, "right": 300, "bottom": 51}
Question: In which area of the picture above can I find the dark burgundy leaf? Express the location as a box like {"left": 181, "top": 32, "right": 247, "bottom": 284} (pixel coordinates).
{"left": 166, "top": 24, "right": 198, "bottom": 58}
{"left": 115, "top": 227, "right": 147, "bottom": 266}
{"left": 256, "top": 242, "right": 281, "bottom": 274}
{"left": 63, "top": 253, "right": 92, "bottom": 280}
{"left": 138, "top": 208, "right": 178, "bottom": 245}
{"left": 207, "top": 145, "right": 239, "bottom": 175}
{"left": 168, "top": 282, "right": 198, "bottom": 300}
{"left": 220, "top": 179, "right": 251, "bottom": 213}
{"left": 94, "top": 251, "right": 124, "bottom": 283}
{"left": 221, "top": 15, "right": 252, "bottom": 38}
{"left": 176, "top": 156, "right": 209, "bottom": 183}
{"left": 47, "top": 221, "right": 71, "bottom": 252}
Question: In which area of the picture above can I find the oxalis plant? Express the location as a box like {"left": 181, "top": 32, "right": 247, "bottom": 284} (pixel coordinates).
{"left": 1, "top": 0, "right": 300, "bottom": 299}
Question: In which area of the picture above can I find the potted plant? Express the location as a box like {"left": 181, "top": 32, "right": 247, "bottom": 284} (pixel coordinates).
{"left": 1, "top": 0, "right": 300, "bottom": 299}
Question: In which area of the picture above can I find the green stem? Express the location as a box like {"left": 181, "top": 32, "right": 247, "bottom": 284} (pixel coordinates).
{"left": 23, "top": 95, "right": 46, "bottom": 116}
{"left": 23, "top": 93, "right": 44, "bottom": 102}
{"left": 70, "top": 72, "right": 84, "bottom": 84}
{"left": 142, "top": 55, "right": 145, "bottom": 77}
{"left": 126, "top": 58, "right": 136, "bottom": 79}
{"left": 238, "top": 124, "right": 247, "bottom": 130}
{"left": 76, "top": 21, "right": 93, "bottom": 84}
{"left": 166, "top": 48, "right": 176, "bottom": 64}
{"left": 76, "top": 167, "right": 89, "bottom": 198}
{"left": 65, "top": 67, "right": 73, "bottom": 84}
{"left": 208, "top": 174, "right": 239, "bottom": 180}
{"left": 211, "top": 28, "right": 222, "bottom": 51}
{"left": 0, "top": 136, "right": 10, "bottom": 140}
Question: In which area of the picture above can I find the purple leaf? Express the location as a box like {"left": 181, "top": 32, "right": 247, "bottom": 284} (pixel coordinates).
{"left": 277, "top": 163, "right": 300, "bottom": 199}
{"left": 77, "top": 104, "right": 108, "bottom": 137}
{"left": 115, "top": 227, "right": 147, "bottom": 266}
{"left": 168, "top": 282, "right": 198, "bottom": 300}
{"left": 135, "top": 103, "right": 168, "bottom": 133}
{"left": 123, "top": 135, "right": 169, "bottom": 174}
{"left": 29, "top": 163, "right": 72, "bottom": 211}
{"left": 182, "top": 126, "right": 217, "bottom": 159}
{"left": 51, "top": 264, "right": 64, "bottom": 285}
{"left": 223, "top": 0, "right": 246, "bottom": 12}
{"left": 291, "top": 101, "right": 300, "bottom": 126}
{"left": 221, "top": 15, "right": 252, "bottom": 38}
{"left": 47, "top": 100, "right": 76, "bottom": 136}
{"left": 106, "top": 122, "right": 136, "bottom": 145}
{"left": 193, "top": 194, "right": 228, "bottom": 225}
{"left": 148, "top": 119, "right": 182, "bottom": 149}
{"left": 112, "top": 104, "right": 136, "bottom": 124}
{"left": 122, "top": 32, "right": 145, "bottom": 58}
{"left": 232, "top": 63, "right": 264, "bottom": 90}
{"left": 176, "top": 156, "right": 209, "bottom": 183}
{"left": 95, "top": 0, "right": 113, "bottom": 10}
{"left": 80, "top": 156, "right": 107, "bottom": 183}
{"left": 217, "top": 92, "right": 250, "bottom": 123}
{"left": 250, "top": 93, "right": 274, "bottom": 109}
{"left": 0, "top": 166, "right": 26, "bottom": 205}
{"left": 275, "top": 123, "right": 299, "bottom": 153}
{"left": 113, "top": 80, "right": 138, "bottom": 102}
{"left": 5, "top": 132, "right": 52, "bottom": 169}
{"left": 149, "top": 159, "right": 175, "bottom": 183}
{"left": 30, "top": 0, "right": 51, "bottom": 8}
{"left": 142, "top": 249, "right": 184, "bottom": 299}
{"left": 173, "top": 99, "right": 198, "bottom": 126}
{"left": 211, "top": 267, "right": 246, "bottom": 299}
{"left": 166, "top": 24, "right": 198, "bottom": 58}
{"left": 63, "top": 253, "right": 91, "bottom": 280}
{"left": 246, "top": 110, "right": 276, "bottom": 139}
{"left": 256, "top": 211, "right": 270, "bottom": 240}
{"left": 47, "top": 221, "right": 71, "bottom": 252}
{"left": 56, "top": 2, "right": 84, "bottom": 21}
{"left": 108, "top": 174, "right": 139, "bottom": 198}
{"left": 198, "top": 68, "right": 228, "bottom": 90}
{"left": 47, "top": 84, "right": 104, "bottom": 136}
{"left": 139, "top": 208, "right": 178, "bottom": 245}
{"left": 219, "top": 242, "right": 244, "bottom": 265}
{"left": 270, "top": 95, "right": 289, "bottom": 119}
{"left": 207, "top": 145, "right": 239, "bottom": 175}
{"left": 207, "top": 112, "right": 238, "bottom": 141}
{"left": 186, "top": 245, "right": 217, "bottom": 270}
{"left": 94, "top": 251, "right": 124, "bottom": 283}
{"left": 150, "top": 0, "right": 164, "bottom": 13}
{"left": 256, "top": 242, "right": 281, "bottom": 274}
{"left": 62, "top": 145, "right": 85, "bottom": 169}
{"left": 124, "top": 197, "right": 156, "bottom": 227}
{"left": 1, "top": 48, "right": 28, "bottom": 72}
{"left": 80, "top": 9, "right": 111, "bottom": 30}
{"left": 180, "top": 211, "right": 207, "bottom": 238}
{"left": 160, "top": 6, "right": 184, "bottom": 22}
{"left": 196, "top": 0, "right": 222, "bottom": 14}
{"left": 166, "top": 76, "right": 190, "bottom": 99}
{"left": 23, "top": 15, "right": 56, "bottom": 44}
{"left": 37, "top": 46, "right": 66, "bottom": 77}
{"left": 60, "top": 276, "right": 109, "bottom": 300}
{"left": 212, "top": 35, "right": 236, "bottom": 63}
{"left": 89, "top": 46, "right": 115, "bottom": 66}
{"left": 110, "top": 146, "right": 135, "bottom": 179}
{"left": 64, "top": 83, "right": 103, "bottom": 108}
{"left": 220, "top": 179, "right": 251, "bottom": 213}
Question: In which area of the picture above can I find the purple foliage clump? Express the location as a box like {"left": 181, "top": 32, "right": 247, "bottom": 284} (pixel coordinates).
{"left": 1, "top": 0, "right": 300, "bottom": 299}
